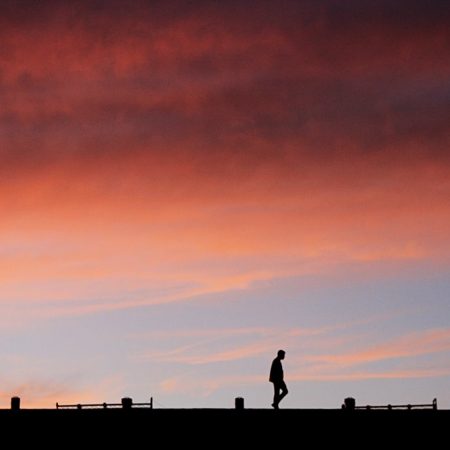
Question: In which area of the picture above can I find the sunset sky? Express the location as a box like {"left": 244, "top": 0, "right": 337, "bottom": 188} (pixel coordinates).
{"left": 1, "top": 0, "right": 449, "bottom": 409}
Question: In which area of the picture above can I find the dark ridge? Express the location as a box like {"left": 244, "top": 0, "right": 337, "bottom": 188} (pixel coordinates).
{"left": 1, "top": 407, "right": 448, "bottom": 446}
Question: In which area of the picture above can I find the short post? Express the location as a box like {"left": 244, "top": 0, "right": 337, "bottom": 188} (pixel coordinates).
{"left": 235, "top": 397, "right": 244, "bottom": 410}
{"left": 122, "top": 397, "right": 133, "bottom": 409}
{"left": 11, "top": 397, "right": 20, "bottom": 411}
{"left": 343, "top": 397, "right": 355, "bottom": 411}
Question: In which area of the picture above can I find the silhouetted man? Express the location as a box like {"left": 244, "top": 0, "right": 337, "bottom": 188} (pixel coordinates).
{"left": 269, "top": 349, "right": 288, "bottom": 409}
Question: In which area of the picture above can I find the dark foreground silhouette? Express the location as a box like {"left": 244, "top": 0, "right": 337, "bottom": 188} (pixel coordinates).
{"left": 1, "top": 406, "right": 447, "bottom": 446}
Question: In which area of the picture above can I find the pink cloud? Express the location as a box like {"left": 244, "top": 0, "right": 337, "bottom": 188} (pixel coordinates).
{"left": 130, "top": 327, "right": 275, "bottom": 340}
{"left": 289, "top": 367, "right": 450, "bottom": 382}
{"left": 308, "top": 328, "right": 450, "bottom": 367}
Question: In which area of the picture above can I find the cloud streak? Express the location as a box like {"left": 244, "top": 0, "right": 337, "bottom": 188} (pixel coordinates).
{"left": 136, "top": 325, "right": 336, "bottom": 364}
{"left": 307, "top": 329, "right": 450, "bottom": 367}
{"left": 154, "top": 326, "right": 450, "bottom": 397}
{"left": 0, "top": 381, "right": 77, "bottom": 409}
{"left": 159, "top": 367, "right": 450, "bottom": 398}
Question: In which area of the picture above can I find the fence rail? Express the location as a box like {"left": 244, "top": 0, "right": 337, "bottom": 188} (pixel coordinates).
{"left": 355, "top": 398, "right": 437, "bottom": 411}
{"left": 56, "top": 397, "right": 153, "bottom": 410}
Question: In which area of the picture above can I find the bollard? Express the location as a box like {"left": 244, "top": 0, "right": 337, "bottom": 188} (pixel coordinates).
{"left": 11, "top": 396, "right": 20, "bottom": 410}
{"left": 235, "top": 397, "right": 244, "bottom": 410}
{"left": 11, "top": 397, "right": 20, "bottom": 411}
{"left": 344, "top": 397, "right": 355, "bottom": 410}
{"left": 121, "top": 397, "right": 133, "bottom": 409}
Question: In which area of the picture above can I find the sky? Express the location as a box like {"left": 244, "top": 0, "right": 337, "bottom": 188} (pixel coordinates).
{"left": 0, "top": 0, "right": 449, "bottom": 409}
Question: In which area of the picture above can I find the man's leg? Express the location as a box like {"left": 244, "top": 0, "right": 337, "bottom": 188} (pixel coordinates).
{"left": 272, "top": 383, "right": 280, "bottom": 408}
{"left": 278, "top": 381, "right": 288, "bottom": 405}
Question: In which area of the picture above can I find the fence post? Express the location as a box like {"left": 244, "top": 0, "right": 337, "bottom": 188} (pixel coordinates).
{"left": 235, "top": 397, "right": 244, "bottom": 410}
{"left": 122, "top": 397, "right": 133, "bottom": 409}
{"left": 343, "top": 397, "right": 355, "bottom": 411}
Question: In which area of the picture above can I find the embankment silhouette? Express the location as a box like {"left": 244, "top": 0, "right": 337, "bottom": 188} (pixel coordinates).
{"left": 1, "top": 406, "right": 448, "bottom": 446}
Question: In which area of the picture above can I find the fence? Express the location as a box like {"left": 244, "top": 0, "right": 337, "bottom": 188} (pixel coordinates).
{"left": 56, "top": 397, "right": 153, "bottom": 410}
{"left": 354, "top": 398, "right": 437, "bottom": 411}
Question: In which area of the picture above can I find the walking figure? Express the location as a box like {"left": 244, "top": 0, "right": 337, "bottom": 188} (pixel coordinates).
{"left": 269, "top": 349, "right": 288, "bottom": 409}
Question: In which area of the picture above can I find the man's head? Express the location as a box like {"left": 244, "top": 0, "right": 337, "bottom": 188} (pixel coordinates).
{"left": 277, "top": 349, "right": 286, "bottom": 360}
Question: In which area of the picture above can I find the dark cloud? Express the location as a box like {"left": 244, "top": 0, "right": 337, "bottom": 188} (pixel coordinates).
{"left": 0, "top": 0, "right": 448, "bottom": 178}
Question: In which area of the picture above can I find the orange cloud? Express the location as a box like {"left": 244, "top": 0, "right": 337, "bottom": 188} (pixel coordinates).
{"left": 0, "top": 376, "right": 123, "bottom": 409}
{"left": 0, "top": 383, "right": 74, "bottom": 409}
{"left": 308, "top": 328, "right": 450, "bottom": 367}
{"left": 0, "top": 152, "right": 448, "bottom": 321}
